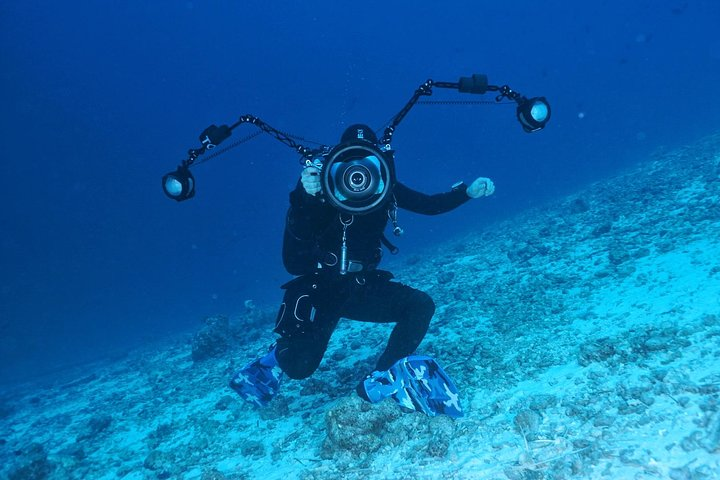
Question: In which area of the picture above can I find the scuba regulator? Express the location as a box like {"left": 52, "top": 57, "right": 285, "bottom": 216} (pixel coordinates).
{"left": 162, "top": 73, "right": 551, "bottom": 215}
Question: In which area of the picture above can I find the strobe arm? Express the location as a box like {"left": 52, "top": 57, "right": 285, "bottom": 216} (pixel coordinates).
{"left": 185, "top": 115, "right": 315, "bottom": 168}
{"left": 443, "top": 74, "right": 551, "bottom": 133}
{"left": 437, "top": 73, "right": 490, "bottom": 94}
{"left": 163, "top": 115, "right": 319, "bottom": 202}
{"left": 381, "top": 74, "right": 551, "bottom": 144}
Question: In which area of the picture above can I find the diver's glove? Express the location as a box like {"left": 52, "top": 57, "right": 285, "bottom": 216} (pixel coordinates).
{"left": 467, "top": 177, "right": 495, "bottom": 198}
{"left": 301, "top": 166, "right": 322, "bottom": 196}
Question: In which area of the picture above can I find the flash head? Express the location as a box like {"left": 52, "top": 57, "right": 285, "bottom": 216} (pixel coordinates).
{"left": 162, "top": 164, "right": 195, "bottom": 201}
{"left": 516, "top": 96, "right": 551, "bottom": 132}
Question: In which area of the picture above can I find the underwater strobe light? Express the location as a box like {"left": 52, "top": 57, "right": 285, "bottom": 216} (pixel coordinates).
{"left": 321, "top": 142, "right": 394, "bottom": 214}
{"left": 161, "top": 124, "right": 232, "bottom": 201}
{"left": 162, "top": 163, "right": 195, "bottom": 201}
{"left": 516, "top": 97, "right": 551, "bottom": 133}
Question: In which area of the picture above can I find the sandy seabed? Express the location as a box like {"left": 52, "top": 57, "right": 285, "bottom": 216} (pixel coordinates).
{"left": 2, "top": 134, "right": 720, "bottom": 479}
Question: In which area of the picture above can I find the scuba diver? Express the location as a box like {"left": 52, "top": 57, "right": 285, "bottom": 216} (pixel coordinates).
{"left": 161, "top": 73, "right": 549, "bottom": 416}
{"left": 230, "top": 123, "right": 495, "bottom": 417}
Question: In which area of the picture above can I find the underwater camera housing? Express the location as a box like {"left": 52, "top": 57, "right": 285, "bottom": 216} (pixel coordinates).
{"left": 318, "top": 140, "right": 395, "bottom": 214}
{"left": 162, "top": 73, "right": 550, "bottom": 214}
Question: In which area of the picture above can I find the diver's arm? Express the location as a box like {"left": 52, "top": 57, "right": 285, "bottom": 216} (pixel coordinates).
{"left": 394, "top": 177, "right": 494, "bottom": 215}
{"left": 282, "top": 173, "right": 332, "bottom": 276}
{"left": 287, "top": 171, "right": 332, "bottom": 239}
{"left": 393, "top": 181, "right": 471, "bottom": 215}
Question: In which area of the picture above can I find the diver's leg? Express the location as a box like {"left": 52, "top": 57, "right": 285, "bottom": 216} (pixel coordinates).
{"left": 342, "top": 277, "right": 435, "bottom": 371}
{"left": 230, "top": 275, "right": 342, "bottom": 405}
{"left": 229, "top": 315, "right": 339, "bottom": 405}
{"left": 342, "top": 276, "right": 462, "bottom": 417}
{"left": 271, "top": 274, "right": 344, "bottom": 379}
{"left": 274, "top": 317, "right": 339, "bottom": 379}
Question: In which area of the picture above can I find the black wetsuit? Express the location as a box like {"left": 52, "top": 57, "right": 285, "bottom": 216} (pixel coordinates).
{"left": 274, "top": 180, "right": 470, "bottom": 379}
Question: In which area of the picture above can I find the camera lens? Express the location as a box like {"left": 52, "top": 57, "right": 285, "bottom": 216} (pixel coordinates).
{"left": 351, "top": 172, "right": 364, "bottom": 186}
{"left": 324, "top": 144, "right": 392, "bottom": 214}
{"left": 346, "top": 167, "right": 370, "bottom": 191}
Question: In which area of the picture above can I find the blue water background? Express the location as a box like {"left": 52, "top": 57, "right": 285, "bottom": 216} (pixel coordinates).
{"left": 1, "top": 0, "right": 719, "bottom": 386}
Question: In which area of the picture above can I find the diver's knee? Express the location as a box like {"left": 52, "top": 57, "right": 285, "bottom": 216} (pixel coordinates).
{"left": 278, "top": 357, "right": 319, "bottom": 380}
{"left": 416, "top": 290, "right": 436, "bottom": 319}
{"left": 283, "top": 367, "right": 313, "bottom": 380}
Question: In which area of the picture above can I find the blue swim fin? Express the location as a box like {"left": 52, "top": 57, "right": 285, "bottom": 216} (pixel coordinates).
{"left": 229, "top": 348, "right": 283, "bottom": 407}
{"left": 361, "top": 355, "right": 463, "bottom": 418}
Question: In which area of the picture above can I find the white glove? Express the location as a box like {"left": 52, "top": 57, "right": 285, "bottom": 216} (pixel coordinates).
{"left": 301, "top": 166, "right": 322, "bottom": 195}
{"left": 467, "top": 177, "right": 495, "bottom": 198}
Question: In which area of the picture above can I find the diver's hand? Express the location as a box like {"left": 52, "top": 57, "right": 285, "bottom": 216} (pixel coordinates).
{"left": 467, "top": 177, "right": 495, "bottom": 198}
{"left": 301, "top": 166, "right": 322, "bottom": 196}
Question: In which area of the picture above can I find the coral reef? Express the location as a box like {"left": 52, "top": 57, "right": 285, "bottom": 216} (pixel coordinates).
{"left": 191, "top": 315, "right": 231, "bottom": 362}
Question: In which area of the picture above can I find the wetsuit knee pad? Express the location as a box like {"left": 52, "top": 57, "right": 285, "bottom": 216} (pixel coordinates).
{"left": 274, "top": 276, "right": 319, "bottom": 337}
